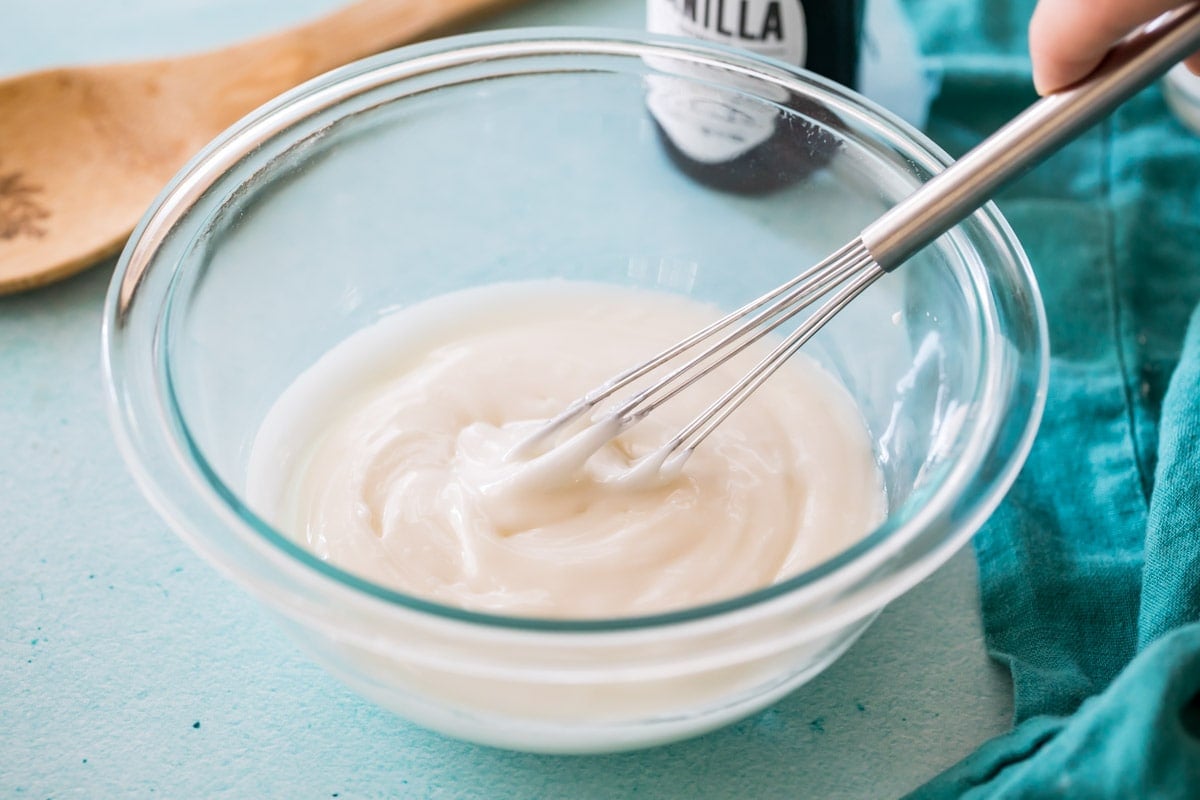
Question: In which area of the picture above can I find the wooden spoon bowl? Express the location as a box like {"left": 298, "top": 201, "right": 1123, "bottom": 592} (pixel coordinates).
{"left": 0, "top": 0, "right": 521, "bottom": 295}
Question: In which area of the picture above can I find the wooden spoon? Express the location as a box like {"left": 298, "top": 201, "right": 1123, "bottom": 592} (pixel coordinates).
{"left": 0, "top": 0, "right": 525, "bottom": 295}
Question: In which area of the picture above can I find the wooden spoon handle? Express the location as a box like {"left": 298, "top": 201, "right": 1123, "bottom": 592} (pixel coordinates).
{"left": 288, "top": 0, "right": 528, "bottom": 73}
{"left": 224, "top": 0, "right": 526, "bottom": 86}
{"left": 191, "top": 0, "right": 528, "bottom": 148}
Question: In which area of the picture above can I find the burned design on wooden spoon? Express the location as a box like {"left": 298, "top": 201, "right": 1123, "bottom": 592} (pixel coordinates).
{"left": 0, "top": 165, "right": 50, "bottom": 242}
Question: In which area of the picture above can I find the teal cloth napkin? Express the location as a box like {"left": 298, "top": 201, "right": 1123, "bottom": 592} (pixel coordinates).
{"left": 897, "top": 0, "right": 1200, "bottom": 796}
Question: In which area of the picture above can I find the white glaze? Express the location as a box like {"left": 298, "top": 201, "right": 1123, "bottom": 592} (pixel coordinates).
{"left": 247, "top": 281, "right": 885, "bottom": 618}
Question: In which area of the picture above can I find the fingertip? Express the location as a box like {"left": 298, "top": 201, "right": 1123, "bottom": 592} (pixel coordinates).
{"left": 1028, "top": 1, "right": 1080, "bottom": 95}
{"left": 1027, "top": 2, "right": 1051, "bottom": 92}
{"left": 1030, "top": 55, "right": 1096, "bottom": 96}
{"left": 1029, "top": 0, "right": 1193, "bottom": 93}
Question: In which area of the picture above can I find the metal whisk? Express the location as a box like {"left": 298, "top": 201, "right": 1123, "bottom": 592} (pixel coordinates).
{"left": 515, "top": 5, "right": 1200, "bottom": 476}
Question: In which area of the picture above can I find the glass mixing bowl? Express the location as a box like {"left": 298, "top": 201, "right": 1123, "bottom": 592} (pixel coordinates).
{"left": 102, "top": 29, "right": 1047, "bottom": 754}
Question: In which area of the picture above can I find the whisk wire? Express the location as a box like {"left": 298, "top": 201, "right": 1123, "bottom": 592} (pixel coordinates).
{"left": 611, "top": 241, "right": 871, "bottom": 426}
{"left": 510, "top": 240, "right": 865, "bottom": 459}
{"left": 513, "top": 240, "right": 881, "bottom": 471}
{"left": 663, "top": 253, "right": 884, "bottom": 460}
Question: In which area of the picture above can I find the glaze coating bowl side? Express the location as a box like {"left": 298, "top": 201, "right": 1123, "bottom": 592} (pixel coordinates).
{"left": 103, "top": 29, "right": 1047, "bottom": 753}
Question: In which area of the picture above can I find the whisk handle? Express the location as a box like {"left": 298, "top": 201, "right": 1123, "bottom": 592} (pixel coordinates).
{"left": 861, "top": 3, "right": 1200, "bottom": 271}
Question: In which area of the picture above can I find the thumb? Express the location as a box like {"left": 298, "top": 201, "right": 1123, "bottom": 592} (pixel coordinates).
{"left": 1029, "top": 0, "right": 1194, "bottom": 94}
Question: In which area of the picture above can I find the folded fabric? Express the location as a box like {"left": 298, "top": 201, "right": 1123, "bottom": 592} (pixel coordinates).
{"left": 897, "top": 0, "right": 1200, "bottom": 796}
{"left": 913, "top": 623, "right": 1200, "bottom": 798}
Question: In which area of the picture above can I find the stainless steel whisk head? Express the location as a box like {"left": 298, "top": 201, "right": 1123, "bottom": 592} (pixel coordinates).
{"left": 513, "top": 241, "right": 882, "bottom": 474}
{"left": 516, "top": 4, "right": 1200, "bottom": 475}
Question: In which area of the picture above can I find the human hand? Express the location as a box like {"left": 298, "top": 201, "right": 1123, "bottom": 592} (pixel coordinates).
{"left": 1029, "top": 0, "right": 1200, "bottom": 94}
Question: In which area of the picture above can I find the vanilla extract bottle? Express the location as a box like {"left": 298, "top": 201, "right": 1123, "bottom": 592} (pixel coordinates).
{"left": 646, "top": 0, "right": 928, "bottom": 194}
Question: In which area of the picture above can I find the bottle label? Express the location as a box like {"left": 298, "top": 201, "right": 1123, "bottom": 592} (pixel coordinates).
{"left": 645, "top": 0, "right": 934, "bottom": 177}
{"left": 646, "top": 1, "right": 804, "bottom": 165}
{"left": 647, "top": 0, "right": 808, "bottom": 67}
{"left": 644, "top": 75, "right": 779, "bottom": 163}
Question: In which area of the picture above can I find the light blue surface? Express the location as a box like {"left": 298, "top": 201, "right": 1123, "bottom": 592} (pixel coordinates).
{"left": 0, "top": 1, "right": 1011, "bottom": 796}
